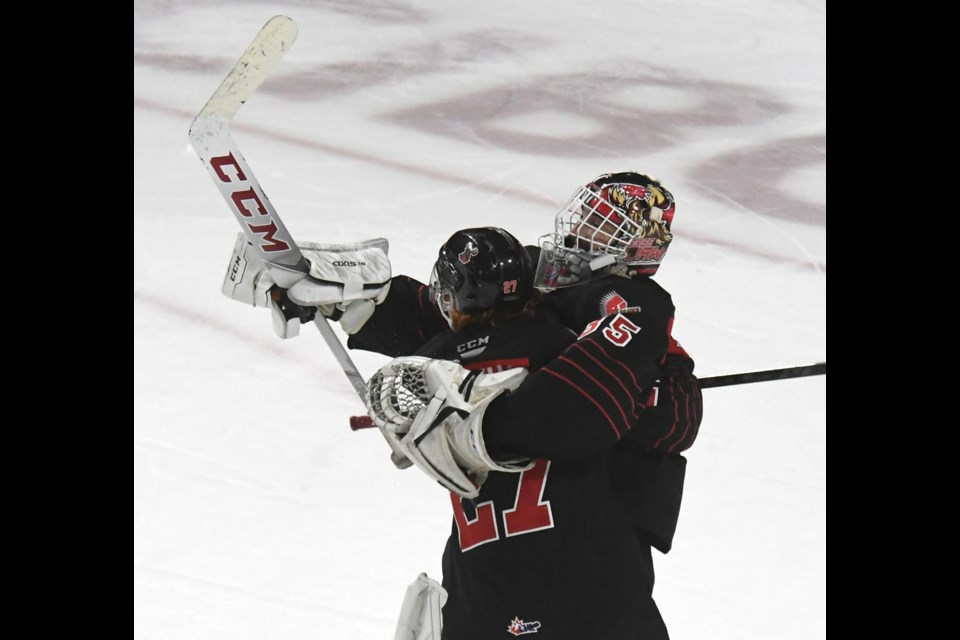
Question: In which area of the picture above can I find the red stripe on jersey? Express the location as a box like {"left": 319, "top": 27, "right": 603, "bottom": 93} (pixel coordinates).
{"left": 542, "top": 368, "right": 621, "bottom": 438}
{"left": 571, "top": 342, "right": 636, "bottom": 409}
{"left": 673, "top": 379, "right": 702, "bottom": 453}
{"left": 668, "top": 382, "right": 693, "bottom": 453}
{"left": 653, "top": 377, "right": 680, "bottom": 449}
{"left": 586, "top": 339, "right": 645, "bottom": 394}
{"left": 558, "top": 355, "right": 631, "bottom": 430}
{"left": 667, "top": 337, "right": 689, "bottom": 358}
{"left": 464, "top": 357, "right": 530, "bottom": 374}
{"left": 665, "top": 318, "right": 690, "bottom": 359}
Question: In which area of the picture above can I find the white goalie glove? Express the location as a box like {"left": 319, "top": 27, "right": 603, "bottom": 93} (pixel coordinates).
{"left": 365, "top": 356, "right": 532, "bottom": 498}
{"left": 221, "top": 233, "right": 392, "bottom": 338}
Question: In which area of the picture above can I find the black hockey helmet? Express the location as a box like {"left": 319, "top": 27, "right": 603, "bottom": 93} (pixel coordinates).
{"left": 430, "top": 227, "right": 534, "bottom": 320}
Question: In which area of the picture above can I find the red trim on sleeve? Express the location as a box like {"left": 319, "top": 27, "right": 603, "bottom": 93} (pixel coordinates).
{"left": 586, "top": 340, "right": 645, "bottom": 394}
{"left": 465, "top": 358, "right": 530, "bottom": 374}
{"left": 667, "top": 383, "right": 694, "bottom": 452}
{"left": 570, "top": 343, "right": 636, "bottom": 408}
{"left": 541, "top": 368, "right": 622, "bottom": 438}
{"left": 558, "top": 355, "right": 631, "bottom": 429}
{"left": 653, "top": 377, "right": 680, "bottom": 449}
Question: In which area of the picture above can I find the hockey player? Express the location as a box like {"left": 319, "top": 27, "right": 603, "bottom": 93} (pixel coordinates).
{"left": 505, "top": 171, "right": 701, "bottom": 554}
{"left": 366, "top": 172, "right": 701, "bottom": 556}
{"left": 221, "top": 171, "right": 702, "bottom": 638}
{"left": 369, "top": 226, "right": 680, "bottom": 639}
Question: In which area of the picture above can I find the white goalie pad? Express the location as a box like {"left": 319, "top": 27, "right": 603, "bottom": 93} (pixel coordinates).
{"left": 222, "top": 233, "right": 276, "bottom": 307}
{"left": 221, "top": 233, "right": 393, "bottom": 338}
{"left": 222, "top": 234, "right": 392, "bottom": 307}
{"left": 366, "top": 357, "right": 532, "bottom": 498}
{"left": 394, "top": 573, "right": 446, "bottom": 640}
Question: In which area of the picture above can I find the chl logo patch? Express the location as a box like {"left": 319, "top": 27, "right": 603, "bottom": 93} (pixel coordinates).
{"left": 507, "top": 616, "right": 541, "bottom": 636}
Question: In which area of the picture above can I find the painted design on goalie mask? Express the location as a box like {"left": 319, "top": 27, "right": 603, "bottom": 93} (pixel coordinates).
{"left": 534, "top": 172, "right": 677, "bottom": 289}
{"left": 587, "top": 181, "right": 674, "bottom": 252}
{"left": 459, "top": 241, "right": 479, "bottom": 264}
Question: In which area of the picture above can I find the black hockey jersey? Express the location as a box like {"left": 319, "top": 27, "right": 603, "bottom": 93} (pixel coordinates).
{"left": 486, "top": 273, "right": 702, "bottom": 553}
{"left": 417, "top": 315, "right": 668, "bottom": 640}
{"left": 350, "top": 273, "right": 702, "bottom": 553}
{"left": 349, "top": 273, "right": 701, "bottom": 636}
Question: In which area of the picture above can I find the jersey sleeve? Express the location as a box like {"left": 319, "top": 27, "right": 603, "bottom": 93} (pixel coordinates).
{"left": 346, "top": 275, "right": 448, "bottom": 357}
{"left": 482, "top": 272, "right": 706, "bottom": 461}
{"left": 482, "top": 303, "right": 671, "bottom": 460}
{"left": 632, "top": 348, "right": 703, "bottom": 454}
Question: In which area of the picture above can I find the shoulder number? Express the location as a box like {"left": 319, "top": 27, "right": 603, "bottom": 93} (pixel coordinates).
{"left": 578, "top": 312, "right": 641, "bottom": 346}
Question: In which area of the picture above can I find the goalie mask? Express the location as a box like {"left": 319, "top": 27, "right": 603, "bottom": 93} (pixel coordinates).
{"left": 430, "top": 227, "right": 534, "bottom": 327}
{"left": 534, "top": 171, "right": 676, "bottom": 290}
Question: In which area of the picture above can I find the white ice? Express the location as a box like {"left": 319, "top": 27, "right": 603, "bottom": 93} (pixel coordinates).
{"left": 134, "top": 1, "right": 825, "bottom": 638}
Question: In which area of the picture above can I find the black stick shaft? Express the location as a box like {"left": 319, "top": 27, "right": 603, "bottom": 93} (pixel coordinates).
{"left": 351, "top": 362, "right": 827, "bottom": 430}
{"left": 699, "top": 362, "right": 826, "bottom": 389}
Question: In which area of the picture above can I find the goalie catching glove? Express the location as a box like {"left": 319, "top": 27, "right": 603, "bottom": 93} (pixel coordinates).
{"left": 221, "top": 233, "right": 391, "bottom": 338}
{"left": 365, "top": 356, "right": 532, "bottom": 498}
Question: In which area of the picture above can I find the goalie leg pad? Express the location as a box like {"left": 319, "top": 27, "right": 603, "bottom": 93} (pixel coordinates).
{"left": 394, "top": 573, "right": 446, "bottom": 640}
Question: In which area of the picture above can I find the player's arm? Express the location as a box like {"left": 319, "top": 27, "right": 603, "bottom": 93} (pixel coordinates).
{"left": 347, "top": 276, "right": 448, "bottom": 357}
{"left": 221, "top": 233, "right": 392, "bottom": 336}
{"left": 482, "top": 306, "right": 670, "bottom": 460}
{"left": 610, "top": 344, "right": 701, "bottom": 554}
{"left": 631, "top": 345, "right": 703, "bottom": 454}
{"left": 221, "top": 234, "right": 447, "bottom": 355}
{"left": 364, "top": 307, "right": 670, "bottom": 494}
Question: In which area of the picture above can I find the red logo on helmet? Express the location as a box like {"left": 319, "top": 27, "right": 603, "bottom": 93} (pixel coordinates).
{"left": 459, "top": 242, "right": 479, "bottom": 264}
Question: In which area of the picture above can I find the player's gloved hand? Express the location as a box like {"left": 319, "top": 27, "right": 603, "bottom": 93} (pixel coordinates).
{"left": 365, "top": 356, "right": 532, "bottom": 498}
{"left": 641, "top": 351, "right": 702, "bottom": 453}
{"left": 316, "top": 282, "right": 391, "bottom": 335}
{"left": 221, "top": 233, "right": 392, "bottom": 338}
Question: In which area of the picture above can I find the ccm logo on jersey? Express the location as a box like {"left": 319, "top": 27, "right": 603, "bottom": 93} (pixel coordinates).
{"left": 457, "top": 336, "right": 490, "bottom": 358}
{"left": 578, "top": 311, "right": 641, "bottom": 346}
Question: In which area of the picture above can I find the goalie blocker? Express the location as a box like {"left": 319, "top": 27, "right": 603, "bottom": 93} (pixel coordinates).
{"left": 222, "top": 233, "right": 392, "bottom": 338}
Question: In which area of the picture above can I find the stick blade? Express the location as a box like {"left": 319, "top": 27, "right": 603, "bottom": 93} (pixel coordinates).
{"left": 189, "top": 15, "right": 298, "bottom": 135}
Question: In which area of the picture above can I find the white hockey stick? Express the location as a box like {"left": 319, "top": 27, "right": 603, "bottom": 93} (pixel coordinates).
{"left": 188, "top": 15, "right": 368, "bottom": 401}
